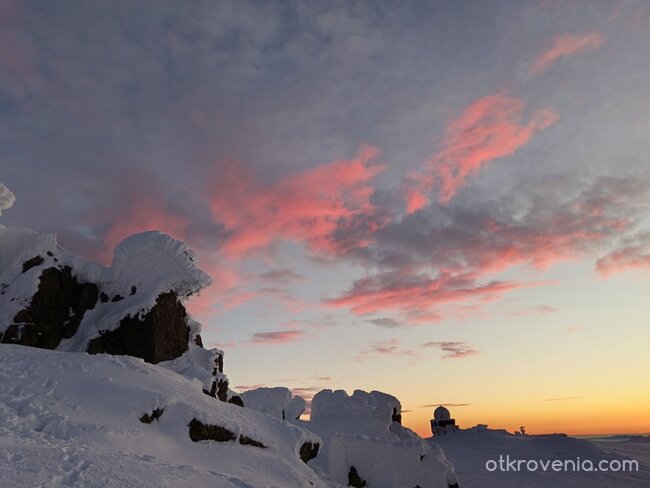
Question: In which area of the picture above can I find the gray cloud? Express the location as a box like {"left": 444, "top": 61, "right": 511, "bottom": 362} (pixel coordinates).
{"left": 420, "top": 341, "right": 480, "bottom": 359}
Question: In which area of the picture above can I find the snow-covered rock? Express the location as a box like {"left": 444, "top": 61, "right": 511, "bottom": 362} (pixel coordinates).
{"left": 309, "top": 389, "right": 403, "bottom": 440}
{"left": 0, "top": 224, "right": 227, "bottom": 397}
{"left": 301, "top": 389, "right": 459, "bottom": 488}
{"left": 239, "top": 387, "right": 307, "bottom": 421}
{"left": 0, "top": 345, "right": 330, "bottom": 488}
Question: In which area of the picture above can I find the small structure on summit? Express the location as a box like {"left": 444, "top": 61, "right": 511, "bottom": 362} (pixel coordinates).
{"left": 430, "top": 406, "right": 459, "bottom": 436}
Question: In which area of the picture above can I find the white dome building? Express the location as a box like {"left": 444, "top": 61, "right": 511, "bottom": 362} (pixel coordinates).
{"left": 430, "top": 405, "right": 459, "bottom": 436}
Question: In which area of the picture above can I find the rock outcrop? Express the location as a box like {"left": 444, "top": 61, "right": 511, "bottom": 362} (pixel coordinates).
{"left": 87, "top": 292, "right": 189, "bottom": 364}
{"left": 1, "top": 265, "right": 98, "bottom": 349}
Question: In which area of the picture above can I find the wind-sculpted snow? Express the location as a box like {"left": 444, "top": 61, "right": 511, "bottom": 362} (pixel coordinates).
{"left": 0, "top": 345, "right": 330, "bottom": 488}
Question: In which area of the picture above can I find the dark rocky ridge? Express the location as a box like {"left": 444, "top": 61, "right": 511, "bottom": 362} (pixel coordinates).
{"left": 87, "top": 292, "right": 189, "bottom": 364}
{"left": 1, "top": 266, "right": 98, "bottom": 349}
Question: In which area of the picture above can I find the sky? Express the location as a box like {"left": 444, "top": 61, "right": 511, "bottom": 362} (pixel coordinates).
{"left": 1, "top": 0, "right": 649, "bottom": 437}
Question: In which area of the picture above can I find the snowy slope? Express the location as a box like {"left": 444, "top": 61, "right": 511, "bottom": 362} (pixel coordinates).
{"left": 0, "top": 345, "right": 334, "bottom": 488}
{"left": 430, "top": 428, "right": 649, "bottom": 488}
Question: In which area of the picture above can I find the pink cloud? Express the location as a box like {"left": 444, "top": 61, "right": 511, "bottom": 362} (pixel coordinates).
{"left": 406, "top": 93, "right": 558, "bottom": 210}
{"left": 596, "top": 245, "right": 650, "bottom": 276}
{"left": 248, "top": 330, "right": 305, "bottom": 344}
{"left": 209, "top": 144, "right": 385, "bottom": 256}
{"left": 328, "top": 271, "right": 546, "bottom": 316}
{"left": 530, "top": 32, "right": 606, "bottom": 76}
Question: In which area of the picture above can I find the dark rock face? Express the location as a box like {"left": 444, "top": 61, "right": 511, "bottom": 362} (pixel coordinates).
{"left": 448, "top": 484, "right": 459, "bottom": 488}
{"left": 392, "top": 407, "right": 402, "bottom": 424}
{"left": 203, "top": 377, "right": 229, "bottom": 402}
{"left": 228, "top": 395, "right": 245, "bottom": 407}
{"left": 139, "top": 407, "right": 165, "bottom": 424}
{"left": 22, "top": 256, "right": 44, "bottom": 273}
{"left": 87, "top": 292, "right": 189, "bottom": 364}
{"left": 188, "top": 418, "right": 236, "bottom": 442}
{"left": 1, "top": 266, "right": 98, "bottom": 349}
{"left": 299, "top": 442, "right": 320, "bottom": 463}
{"left": 202, "top": 352, "right": 229, "bottom": 402}
{"left": 188, "top": 418, "right": 266, "bottom": 448}
{"left": 239, "top": 435, "right": 265, "bottom": 448}
{"left": 348, "top": 466, "right": 367, "bottom": 487}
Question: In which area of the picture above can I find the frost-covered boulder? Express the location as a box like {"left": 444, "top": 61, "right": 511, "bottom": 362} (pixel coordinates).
{"left": 239, "top": 387, "right": 307, "bottom": 421}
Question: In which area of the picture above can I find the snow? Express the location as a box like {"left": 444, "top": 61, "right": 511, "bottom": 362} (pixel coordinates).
{"left": 239, "top": 387, "right": 307, "bottom": 421}
{"left": 328, "top": 435, "right": 457, "bottom": 488}
{"left": 0, "top": 182, "right": 14, "bottom": 216}
{"left": 0, "top": 345, "right": 331, "bottom": 488}
{"left": 309, "top": 389, "right": 402, "bottom": 440}
{"left": 430, "top": 427, "right": 649, "bottom": 487}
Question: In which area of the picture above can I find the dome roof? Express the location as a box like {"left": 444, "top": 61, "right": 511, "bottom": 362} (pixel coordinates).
{"left": 434, "top": 406, "right": 451, "bottom": 421}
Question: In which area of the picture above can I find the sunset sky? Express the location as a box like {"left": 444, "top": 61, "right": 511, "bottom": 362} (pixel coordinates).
{"left": 1, "top": 0, "right": 649, "bottom": 437}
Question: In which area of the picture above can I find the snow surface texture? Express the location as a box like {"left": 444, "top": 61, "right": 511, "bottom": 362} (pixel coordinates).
{"left": 0, "top": 345, "right": 330, "bottom": 488}
{"left": 431, "top": 426, "right": 649, "bottom": 487}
